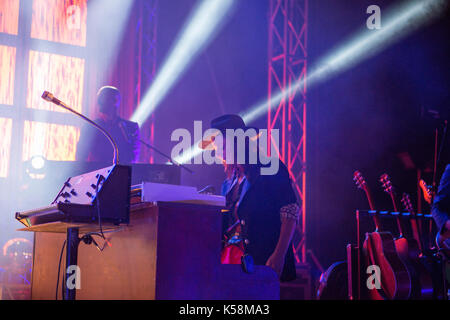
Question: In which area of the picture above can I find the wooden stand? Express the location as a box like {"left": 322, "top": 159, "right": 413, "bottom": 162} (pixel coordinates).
{"left": 25, "top": 201, "right": 279, "bottom": 300}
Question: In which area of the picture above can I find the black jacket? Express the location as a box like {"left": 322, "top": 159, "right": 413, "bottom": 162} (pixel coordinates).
{"left": 237, "top": 161, "right": 297, "bottom": 281}
{"left": 432, "top": 164, "right": 450, "bottom": 240}
{"left": 76, "top": 117, "right": 140, "bottom": 163}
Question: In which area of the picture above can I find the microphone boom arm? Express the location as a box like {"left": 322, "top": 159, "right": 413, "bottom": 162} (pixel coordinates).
{"left": 42, "top": 91, "right": 119, "bottom": 165}
{"left": 139, "top": 139, "right": 193, "bottom": 174}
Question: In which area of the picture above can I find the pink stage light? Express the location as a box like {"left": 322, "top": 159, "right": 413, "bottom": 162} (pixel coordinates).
{"left": 0, "top": 0, "right": 20, "bottom": 35}
{"left": 0, "top": 118, "right": 13, "bottom": 178}
{"left": 27, "top": 50, "right": 85, "bottom": 113}
{"left": 31, "top": 0, "right": 88, "bottom": 47}
{"left": 22, "top": 121, "right": 80, "bottom": 162}
{"left": 0, "top": 45, "right": 16, "bottom": 105}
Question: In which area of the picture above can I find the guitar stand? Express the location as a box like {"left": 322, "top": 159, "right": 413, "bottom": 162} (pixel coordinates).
{"left": 347, "top": 210, "right": 363, "bottom": 300}
{"left": 348, "top": 210, "right": 449, "bottom": 300}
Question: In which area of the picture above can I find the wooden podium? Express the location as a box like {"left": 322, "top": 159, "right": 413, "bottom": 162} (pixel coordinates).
{"left": 28, "top": 201, "right": 279, "bottom": 300}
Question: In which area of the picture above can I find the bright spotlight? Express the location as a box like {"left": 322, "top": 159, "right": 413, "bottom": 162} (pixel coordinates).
{"left": 26, "top": 155, "right": 47, "bottom": 180}
{"left": 173, "top": 144, "right": 203, "bottom": 165}
{"left": 177, "top": 0, "right": 446, "bottom": 165}
{"left": 130, "top": 0, "right": 235, "bottom": 126}
{"left": 30, "top": 155, "right": 46, "bottom": 170}
{"left": 241, "top": 0, "right": 447, "bottom": 124}
{"left": 87, "top": 0, "right": 134, "bottom": 85}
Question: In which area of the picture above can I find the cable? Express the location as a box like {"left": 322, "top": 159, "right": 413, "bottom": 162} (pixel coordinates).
{"left": 431, "top": 120, "right": 448, "bottom": 194}
{"left": 80, "top": 228, "right": 124, "bottom": 252}
{"left": 55, "top": 239, "right": 66, "bottom": 300}
{"left": 54, "top": 228, "right": 123, "bottom": 300}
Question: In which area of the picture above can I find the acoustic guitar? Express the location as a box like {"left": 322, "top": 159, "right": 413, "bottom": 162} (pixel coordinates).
{"left": 401, "top": 192, "right": 434, "bottom": 299}
{"left": 380, "top": 174, "right": 433, "bottom": 299}
{"left": 380, "top": 174, "right": 420, "bottom": 257}
{"left": 354, "top": 171, "right": 411, "bottom": 300}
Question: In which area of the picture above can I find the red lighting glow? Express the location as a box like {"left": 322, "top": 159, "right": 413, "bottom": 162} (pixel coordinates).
{"left": 27, "top": 50, "right": 85, "bottom": 113}
{"left": 0, "top": 118, "right": 13, "bottom": 178}
{"left": 31, "top": 0, "right": 88, "bottom": 47}
{"left": 0, "top": 45, "right": 16, "bottom": 105}
{"left": 0, "top": 0, "right": 20, "bottom": 35}
{"left": 22, "top": 121, "right": 80, "bottom": 161}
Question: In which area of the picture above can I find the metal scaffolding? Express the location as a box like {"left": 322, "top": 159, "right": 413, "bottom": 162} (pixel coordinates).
{"left": 268, "top": 0, "right": 308, "bottom": 264}
{"left": 135, "top": 0, "right": 158, "bottom": 163}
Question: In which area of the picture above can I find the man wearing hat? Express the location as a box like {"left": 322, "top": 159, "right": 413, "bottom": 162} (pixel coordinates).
{"left": 205, "top": 114, "right": 298, "bottom": 281}
{"left": 76, "top": 86, "right": 140, "bottom": 163}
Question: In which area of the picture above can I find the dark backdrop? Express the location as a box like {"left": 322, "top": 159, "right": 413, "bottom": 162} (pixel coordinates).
{"left": 3, "top": 0, "right": 448, "bottom": 274}
{"left": 153, "top": 0, "right": 270, "bottom": 192}
{"left": 153, "top": 0, "right": 450, "bottom": 269}
{"left": 307, "top": 0, "right": 450, "bottom": 268}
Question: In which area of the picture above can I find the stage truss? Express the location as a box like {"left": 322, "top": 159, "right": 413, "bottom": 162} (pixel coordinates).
{"left": 268, "top": 0, "right": 308, "bottom": 264}
{"left": 135, "top": 0, "right": 158, "bottom": 163}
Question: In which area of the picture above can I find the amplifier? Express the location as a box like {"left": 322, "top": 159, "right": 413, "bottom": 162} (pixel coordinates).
{"left": 16, "top": 165, "right": 131, "bottom": 227}
{"left": 19, "top": 161, "right": 180, "bottom": 211}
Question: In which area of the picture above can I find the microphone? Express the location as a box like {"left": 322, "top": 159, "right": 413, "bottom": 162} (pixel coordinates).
{"left": 42, "top": 91, "right": 63, "bottom": 106}
{"left": 41, "top": 91, "right": 120, "bottom": 165}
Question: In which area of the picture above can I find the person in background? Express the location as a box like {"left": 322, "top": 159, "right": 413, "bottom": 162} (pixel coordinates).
{"left": 76, "top": 86, "right": 140, "bottom": 164}
{"left": 432, "top": 164, "right": 450, "bottom": 249}
{"left": 204, "top": 114, "right": 298, "bottom": 281}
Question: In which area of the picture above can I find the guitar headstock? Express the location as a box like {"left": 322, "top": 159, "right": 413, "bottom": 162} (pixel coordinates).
{"left": 419, "top": 179, "right": 433, "bottom": 205}
{"left": 354, "top": 170, "right": 376, "bottom": 210}
{"left": 379, "top": 173, "right": 394, "bottom": 195}
{"left": 353, "top": 170, "right": 367, "bottom": 190}
{"left": 401, "top": 192, "right": 414, "bottom": 213}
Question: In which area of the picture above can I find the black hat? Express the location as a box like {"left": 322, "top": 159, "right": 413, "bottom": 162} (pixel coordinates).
{"left": 210, "top": 114, "right": 246, "bottom": 132}
{"left": 199, "top": 114, "right": 262, "bottom": 150}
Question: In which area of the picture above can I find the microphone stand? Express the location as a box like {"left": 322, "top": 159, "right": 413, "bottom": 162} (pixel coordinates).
{"left": 41, "top": 91, "right": 121, "bottom": 300}
{"left": 432, "top": 120, "right": 448, "bottom": 192}
{"left": 139, "top": 139, "right": 194, "bottom": 174}
{"left": 41, "top": 91, "right": 119, "bottom": 165}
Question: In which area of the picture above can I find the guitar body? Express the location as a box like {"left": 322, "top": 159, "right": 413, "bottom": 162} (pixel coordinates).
{"left": 395, "top": 237, "right": 420, "bottom": 261}
{"left": 394, "top": 236, "right": 434, "bottom": 299}
{"left": 364, "top": 231, "right": 412, "bottom": 299}
{"left": 378, "top": 180, "right": 436, "bottom": 300}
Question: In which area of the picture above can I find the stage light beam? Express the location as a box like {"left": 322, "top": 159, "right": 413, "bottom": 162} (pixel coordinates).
{"left": 241, "top": 0, "right": 448, "bottom": 124}
{"left": 173, "top": 144, "right": 203, "bottom": 165}
{"left": 130, "top": 0, "right": 235, "bottom": 126}
{"left": 87, "top": 0, "right": 134, "bottom": 85}
{"left": 176, "top": 0, "right": 447, "bottom": 165}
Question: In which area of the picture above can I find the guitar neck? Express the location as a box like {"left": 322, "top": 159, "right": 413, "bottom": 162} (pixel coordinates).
{"left": 402, "top": 193, "right": 425, "bottom": 253}
{"left": 386, "top": 190, "right": 408, "bottom": 237}
{"left": 363, "top": 187, "right": 375, "bottom": 211}
{"left": 362, "top": 186, "right": 384, "bottom": 231}
{"left": 388, "top": 191, "right": 400, "bottom": 212}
